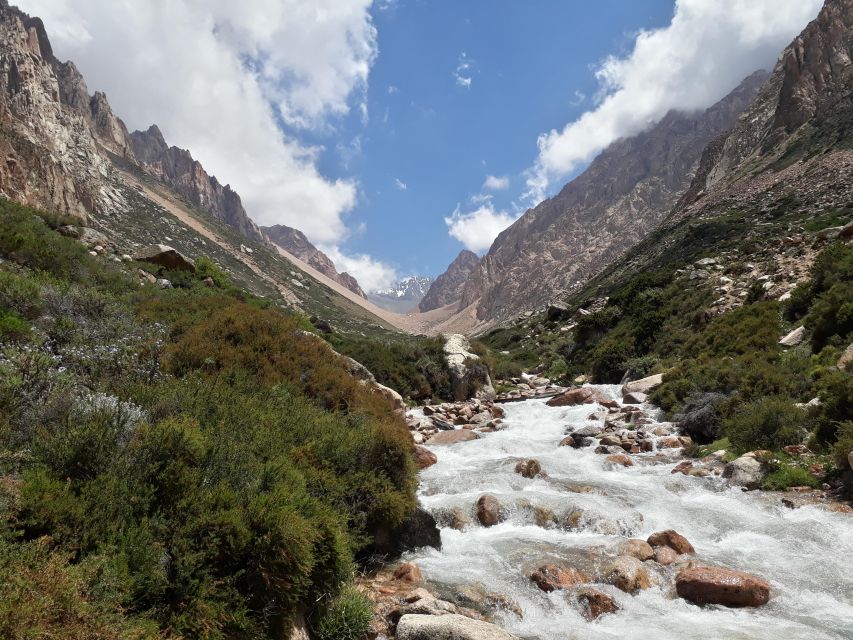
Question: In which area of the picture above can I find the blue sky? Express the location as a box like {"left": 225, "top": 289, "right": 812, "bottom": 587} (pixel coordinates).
{"left": 318, "top": 1, "right": 675, "bottom": 278}
{"left": 21, "top": 0, "right": 822, "bottom": 290}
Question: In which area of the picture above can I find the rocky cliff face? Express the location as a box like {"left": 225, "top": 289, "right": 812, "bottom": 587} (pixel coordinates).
{"left": 129, "top": 126, "right": 264, "bottom": 242}
{"left": 0, "top": 0, "right": 264, "bottom": 245}
{"left": 454, "top": 71, "right": 768, "bottom": 325}
{"left": 419, "top": 250, "right": 480, "bottom": 312}
{"left": 0, "top": 1, "right": 126, "bottom": 220}
{"left": 262, "top": 223, "right": 366, "bottom": 298}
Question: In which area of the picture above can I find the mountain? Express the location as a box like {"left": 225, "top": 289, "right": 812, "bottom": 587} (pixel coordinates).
{"left": 129, "top": 125, "right": 264, "bottom": 242}
{"left": 451, "top": 70, "right": 769, "bottom": 327}
{"left": 262, "top": 224, "right": 366, "bottom": 298}
{"left": 369, "top": 276, "right": 433, "bottom": 313}
{"left": 0, "top": 0, "right": 403, "bottom": 334}
{"left": 419, "top": 249, "right": 480, "bottom": 312}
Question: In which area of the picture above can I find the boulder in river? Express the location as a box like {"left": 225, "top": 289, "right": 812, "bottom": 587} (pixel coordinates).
{"left": 373, "top": 506, "right": 441, "bottom": 557}
{"left": 396, "top": 613, "right": 519, "bottom": 640}
{"left": 619, "top": 539, "right": 655, "bottom": 561}
{"left": 514, "top": 458, "right": 543, "bottom": 478}
{"left": 558, "top": 435, "right": 575, "bottom": 447}
{"left": 675, "top": 566, "right": 770, "bottom": 607}
{"left": 575, "top": 587, "right": 620, "bottom": 620}
{"left": 413, "top": 445, "right": 438, "bottom": 469}
{"left": 476, "top": 494, "right": 502, "bottom": 527}
{"left": 529, "top": 564, "right": 590, "bottom": 592}
{"left": 606, "top": 555, "right": 651, "bottom": 593}
{"left": 546, "top": 387, "right": 610, "bottom": 407}
{"left": 723, "top": 455, "right": 767, "bottom": 489}
{"left": 653, "top": 546, "right": 679, "bottom": 566}
{"left": 443, "top": 334, "right": 496, "bottom": 401}
{"left": 646, "top": 530, "right": 695, "bottom": 555}
{"left": 605, "top": 454, "right": 634, "bottom": 468}
{"left": 430, "top": 429, "right": 480, "bottom": 445}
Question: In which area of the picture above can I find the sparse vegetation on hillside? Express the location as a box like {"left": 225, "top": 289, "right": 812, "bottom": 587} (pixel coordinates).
{"left": 0, "top": 197, "right": 417, "bottom": 639}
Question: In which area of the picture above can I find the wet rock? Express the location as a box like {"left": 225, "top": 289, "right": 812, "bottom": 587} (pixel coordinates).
{"left": 373, "top": 506, "right": 441, "bottom": 557}
{"left": 623, "top": 391, "right": 647, "bottom": 404}
{"left": 723, "top": 455, "right": 767, "bottom": 490}
{"left": 396, "top": 613, "right": 519, "bottom": 640}
{"left": 546, "top": 387, "right": 610, "bottom": 407}
{"left": 135, "top": 244, "right": 196, "bottom": 272}
{"left": 533, "top": 505, "right": 557, "bottom": 528}
{"left": 430, "top": 430, "right": 480, "bottom": 445}
{"left": 606, "top": 555, "right": 651, "bottom": 593}
{"left": 575, "top": 587, "right": 619, "bottom": 620}
{"left": 647, "top": 530, "right": 695, "bottom": 555}
{"left": 605, "top": 454, "right": 634, "bottom": 467}
{"left": 395, "top": 562, "right": 423, "bottom": 583}
{"left": 514, "top": 458, "right": 543, "bottom": 478}
{"left": 413, "top": 445, "right": 438, "bottom": 470}
{"left": 476, "top": 494, "right": 501, "bottom": 527}
{"left": 529, "top": 564, "right": 590, "bottom": 592}
{"left": 558, "top": 435, "right": 575, "bottom": 447}
{"left": 600, "top": 435, "right": 622, "bottom": 446}
{"left": 573, "top": 425, "right": 604, "bottom": 438}
{"left": 675, "top": 566, "right": 770, "bottom": 607}
{"left": 619, "top": 539, "right": 655, "bottom": 561}
{"left": 653, "top": 546, "right": 679, "bottom": 566}
{"left": 451, "top": 584, "right": 523, "bottom": 619}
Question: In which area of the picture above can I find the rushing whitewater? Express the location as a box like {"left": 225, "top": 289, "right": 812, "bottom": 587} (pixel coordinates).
{"left": 407, "top": 386, "right": 853, "bottom": 640}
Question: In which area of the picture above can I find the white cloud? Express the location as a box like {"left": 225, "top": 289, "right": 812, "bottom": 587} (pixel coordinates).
{"left": 387, "top": 85, "right": 399, "bottom": 94}
{"left": 444, "top": 203, "right": 519, "bottom": 253}
{"left": 17, "top": 0, "right": 378, "bottom": 247}
{"left": 526, "top": 0, "right": 823, "bottom": 202}
{"left": 483, "top": 174, "right": 509, "bottom": 191}
{"left": 454, "top": 52, "right": 474, "bottom": 88}
{"left": 394, "top": 177, "right": 408, "bottom": 191}
{"left": 570, "top": 90, "right": 586, "bottom": 107}
{"left": 321, "top": 245, "right": 398, "bottom": 292}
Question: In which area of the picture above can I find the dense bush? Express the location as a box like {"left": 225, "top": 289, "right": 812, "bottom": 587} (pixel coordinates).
{"left": 0, "top": 197, "right": 418, "bottom": 637}
{"left": 724, "top": 397, "right": 807, "bottom": 454}
{"left": 311, "top": 586, "right": 373, "bottom": 640}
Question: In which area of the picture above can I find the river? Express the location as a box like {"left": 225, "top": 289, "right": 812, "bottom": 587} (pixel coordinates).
{"left": 406, "top": 386, "right": 853, "bottom": 640}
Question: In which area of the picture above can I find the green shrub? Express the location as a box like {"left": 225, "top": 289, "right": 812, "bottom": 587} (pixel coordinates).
{"left": 724, "top": 397, "right": 807, "bottom": 454}
{"left": 0, "top": 271, "right": 42, "bottom": 318}
{"left": 0, "top": 308, "right": 31, "bottom": 341}
{"left": 311, "top": 586, "right": 373, "bottom": 640}
{"left": 762, "top": 465, "right": 821, "bottom": 490}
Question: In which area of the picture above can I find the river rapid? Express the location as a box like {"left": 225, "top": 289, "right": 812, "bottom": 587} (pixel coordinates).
{"left": 406, "top": 386, "right": 853, "bottom": 640}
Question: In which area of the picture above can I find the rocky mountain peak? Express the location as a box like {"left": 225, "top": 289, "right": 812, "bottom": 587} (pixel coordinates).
{"left": 450, "top": 70, "right": 768, "bottom": 326}
{"left": 262, "top": 224, "right": 366, "bottom": 298}
{"left": 418, "top": 249, "right": 480, "bottom": 312}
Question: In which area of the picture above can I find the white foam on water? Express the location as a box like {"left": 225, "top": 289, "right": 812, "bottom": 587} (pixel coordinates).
{"left": 407, "top": 388, "right": 853, "bottom": 640}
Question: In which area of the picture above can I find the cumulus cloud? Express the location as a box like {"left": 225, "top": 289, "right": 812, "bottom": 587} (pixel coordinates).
{"left": 454, "top": 52, "right": 474, "bottom": 88}
{"left": 444, "top": 203, "right": 519, "bottom": 253}
{"left": 483, "top": 175, "right": 509, "bottom": 191}
{"left": 526, "top": 0, "right": 823, "bottom": 202}
{"left": 321, "top": 245, "right": 398, "bottom": 292}
{"left": 17, "top": 0, "right": 377, "bottom": 246}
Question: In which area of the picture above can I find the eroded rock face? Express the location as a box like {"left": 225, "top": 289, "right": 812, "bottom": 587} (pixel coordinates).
{"left": 262, "top": 223, "right": 367, "bottom": 298}
{"left": 396, "top": 613, "right": 519, "bottom": 640}
{"left": 675, "top": 566, "right": 770, "bottom": 608}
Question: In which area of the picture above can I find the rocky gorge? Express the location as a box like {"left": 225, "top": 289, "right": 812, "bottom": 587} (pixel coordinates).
{"left": 364, "top": 375, "right": 853, "bottom": 639}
